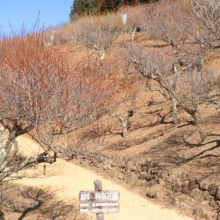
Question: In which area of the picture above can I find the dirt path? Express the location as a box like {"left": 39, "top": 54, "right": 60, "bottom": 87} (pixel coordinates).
{"left": 11, "top": 136, "right": 193, "bottom": 220}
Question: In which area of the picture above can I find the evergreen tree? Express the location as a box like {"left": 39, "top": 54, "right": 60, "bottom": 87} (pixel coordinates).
{"left": 100, "top": 0, "right": 115, "bottom": 13}
{"left": 123, "top": 0, "right": 139, "bottom": 6}
{"left": 70, "top": 0, "right": 99, "bottom": 19}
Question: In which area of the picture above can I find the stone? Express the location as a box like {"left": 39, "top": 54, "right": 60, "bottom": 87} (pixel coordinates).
{"left": 150, "top": 168, "right": 159, "bottom": 174}
{"left": 173, "top": 182, "right": 182, "bottom": 192}
{"left": 127, "top": 160, "right": 133, "bottom": 170}
{"left": 106, "top": 164, "right": 113, "bottom": 170}
{"left": 216, "top": 186, "right": 220, "bottom": 200}
{"left": 203, "top": 190, "right": 211, "bottom": 201}
{"left": 199, "top": 179, "right": 209, "bottom": 191}
{"left": 110, "top": 160, "right": 118, "bottom": 167}
{"left": 146, "top": 181, "right": 153, "bottom": 188}
{"left": 188, "top": 178, "right": 199, "bottom": 191}
{"left": 217, "top": 211, "right": 220, "bottom": 220}
{"left": 151, "top": 174, "right": 159, "bottom": 182}
{"left": 138, "top": 172, "right": 148, "bottom": 180}
{"left": 141, "top": 166, "right": 147, "bottom": 172}
{"left": 119, "top": 161, "right": 126, "bottom": 168}
{"left": 209, "top": 198, "right": 219, "bottom": 209}
{"left": 137, "top": 165, "right": 142, "bottom": 173}
{"left": 158, "top": 178, "right": 166, "bottom": 187}
{"left": 192, "top": 207, "right": 205, "bottom": 218}
{"left": 190, "top": 188, "right": 205, "bottom": 202}
{"left": 208, "top": 183, "right": 217, "bottom": 196}
{"left": 158, "top": 169, "right": 169, "bottom": 179}
{"left": 127, "top": 160, "right": 136, "bottom": 171}
{"left": 130, "top": 166, "right": 137, "bottom": 172}
{"left": 167, "top": 196, "right": 178, "bottom": 206}
{"left": 146, "top": 173, "right": 152, "bottom": 181}
{"left": 165, "top": 182, "right": 172, "bottom": 190}
{"left": 165, "top": 175, "right": 175, "bottom": 184}
{"left": 140, "top": 180, "right": 148, "bottom": 187}
{"left": 181, "top": 187, "right": 190, "bottom": 195}
{"left": 118, "top": 173, "right": 124, "bottom": 180}
{"left": 139, "top": 159, "right": 148, "bottom": 166}
{"left": 126, "top": 173, "right": 137, "bottom": 185}
{"left": 181, "top": 179, "right": 189, "bottom": 187}
{"left": 146, "top": 190, "right": 157, "bottom": 199}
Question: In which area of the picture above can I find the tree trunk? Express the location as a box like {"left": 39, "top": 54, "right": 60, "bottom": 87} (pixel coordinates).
{"left": 122, "top": 120, "right": 128, "bottom": 138}
{"left": 192, "top": 111, "right": 199, "bottom": 125}
{"left": 171, "top": 96, "right": 178, "bottom": 124}
{"left": 181, "top": 105, "right": 199, "bottom": 125}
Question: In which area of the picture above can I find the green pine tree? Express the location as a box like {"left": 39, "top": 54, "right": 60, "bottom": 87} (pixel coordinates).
{"left": 70, "top": 0, "right": 100, "bottom": 20}
{"left": 99, "top": 0, "right": 115, "bottom": 13}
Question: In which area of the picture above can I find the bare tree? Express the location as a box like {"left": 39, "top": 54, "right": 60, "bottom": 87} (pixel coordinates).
{"left": 0, "top": 27, "right": 113, "bottom": 181}
{"left": 125, "top": 44, "right": 214, "bottom": 125}
{"left": 0, "top": 32, "right": 61, "bottom": 181}
{"left": 188, "top": 0, "right": 220, "bottom": 50}
{"left": 72, "top": 13, "right": 124, "bottom": 63}
{"left": 122, "top": 0, "right": 218, "bottom": 125}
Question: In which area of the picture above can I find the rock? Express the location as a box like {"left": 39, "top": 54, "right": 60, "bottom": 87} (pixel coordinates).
{"left": 209, "top": 198, "right": 219, "bottom": 209}
{"left": 181, "top": 179, "right": 189, "bottom": 187}
{"left": 119, "top": 161, "right": 126, "bottom": 168}
{"left": 192, "top": 207, "right": 205, "bottom": 218}
{"left": 127, "top": 160, "right": 133, "bottom": 170}
{"left": 158, "top": 178, "right": 166, "bottom": 187}
{"left": 190, "top": 188, "right": 205, "bottom": 202}
{"left": 181, "top": 187, "right": 190, "bottom": 195}
{"left": 146, "top": 190, "right": 157, "bottom": 198}
{"left": 146, "top": 173, "right": 152, "bottom": 181}
{"left": 151, "top": 174, "right": 159, "bottom": 182}
{"left": 217, "top": 211, "right": 220, "bottom": 220}
{"left": 150, "top": 168, "right": 159, "bottom": 174}
{"left": 110, "top": 160, "right": 118, "bottom": 167}
{"left": 140, "top": 180, "right": 148, "bottom": 186}
{"left": 173, "top": 182, "right": 181, "bottom": 192}
{"left": 138, "top": 172, "right": 148, "bottom": 180}
{"left": 127, "top": 160, "right": 136, "bottom": 171}
{"left": 203, "top": 190, "right": 211, "bottom": 201}
{"left": 188, "top": 178, "right": 199, "bottom": 191}
{"left": 141, "top": 166, "right": 147, "bottom": 172}
{"left": 137, "top": 165, "right": 142, "bottom": 173}
{"left": 118, "top": 173, "right": 124, "bottom": 180}
{"left": 126, "top": 173, "right": 137, "bottom": 185}
{"left": 158, "top": 169, "right": 169, "bottom": 179}
{"left": 108, "top": 170, "right": 117, "bottom": 178}
{"left": 216, "top": 186, "right": 220, "bottom": 200}
{"left": 167, "top": 196, "right": 178, "bottom": 206}
{"left": 130, "top": 166, "right": 137, "bottom": 172}
{"left": 139, "top": 159, "right": 148, "bottom": 166}
{"left": 105, "top": 164, "right": 113, "bottom": 170}
{"left": 165, "top": 182, "right": 172, "bottom": 190}
{"left": 199, "top": 179, "right": 209, "bottom": 191}
{"left": 208, "top": 183, "right": 217, "bottom": 196}
{"left": 146, "top": 181, "right": 153, "bottom": 188}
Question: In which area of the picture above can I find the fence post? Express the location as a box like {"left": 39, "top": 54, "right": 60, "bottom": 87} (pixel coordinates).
{"left": 94, "top": 179, "right": 104, "bottom": 220}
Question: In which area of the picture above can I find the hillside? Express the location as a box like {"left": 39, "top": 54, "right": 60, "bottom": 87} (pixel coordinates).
{"left": 1, "top": 1, "right": 220, "bottom": 219}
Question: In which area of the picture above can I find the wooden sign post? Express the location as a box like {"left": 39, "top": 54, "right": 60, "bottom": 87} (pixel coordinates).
{"left": 79, "top": 179, "right": 120, "bottom": 220}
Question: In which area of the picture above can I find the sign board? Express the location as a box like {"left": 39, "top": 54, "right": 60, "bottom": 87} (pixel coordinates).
{"left": 121, "top": 14, "right": 128, "bottom": 26}
{"left": 79, "top": 190, "right": 120, "bottom": 213}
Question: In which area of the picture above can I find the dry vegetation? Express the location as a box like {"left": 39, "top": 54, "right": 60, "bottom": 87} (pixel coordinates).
{"left": 1, "top": 0, "right": 220, "bottom": 219}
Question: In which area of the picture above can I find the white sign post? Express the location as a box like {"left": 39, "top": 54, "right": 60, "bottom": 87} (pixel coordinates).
{"left": 121, "top": 14, "right": 128, "bottom": 32}
{"left": 79, "top": 179, "right": 120, "bottom": 220}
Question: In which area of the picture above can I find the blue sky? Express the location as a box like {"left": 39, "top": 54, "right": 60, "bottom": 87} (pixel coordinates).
{"left": 0, "top": 0, "right": 73, "bottom": 36}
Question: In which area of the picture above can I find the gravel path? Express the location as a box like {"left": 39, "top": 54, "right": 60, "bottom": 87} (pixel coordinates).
{"left": 13, "top": 136, "right": 193, "bottom": 220}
